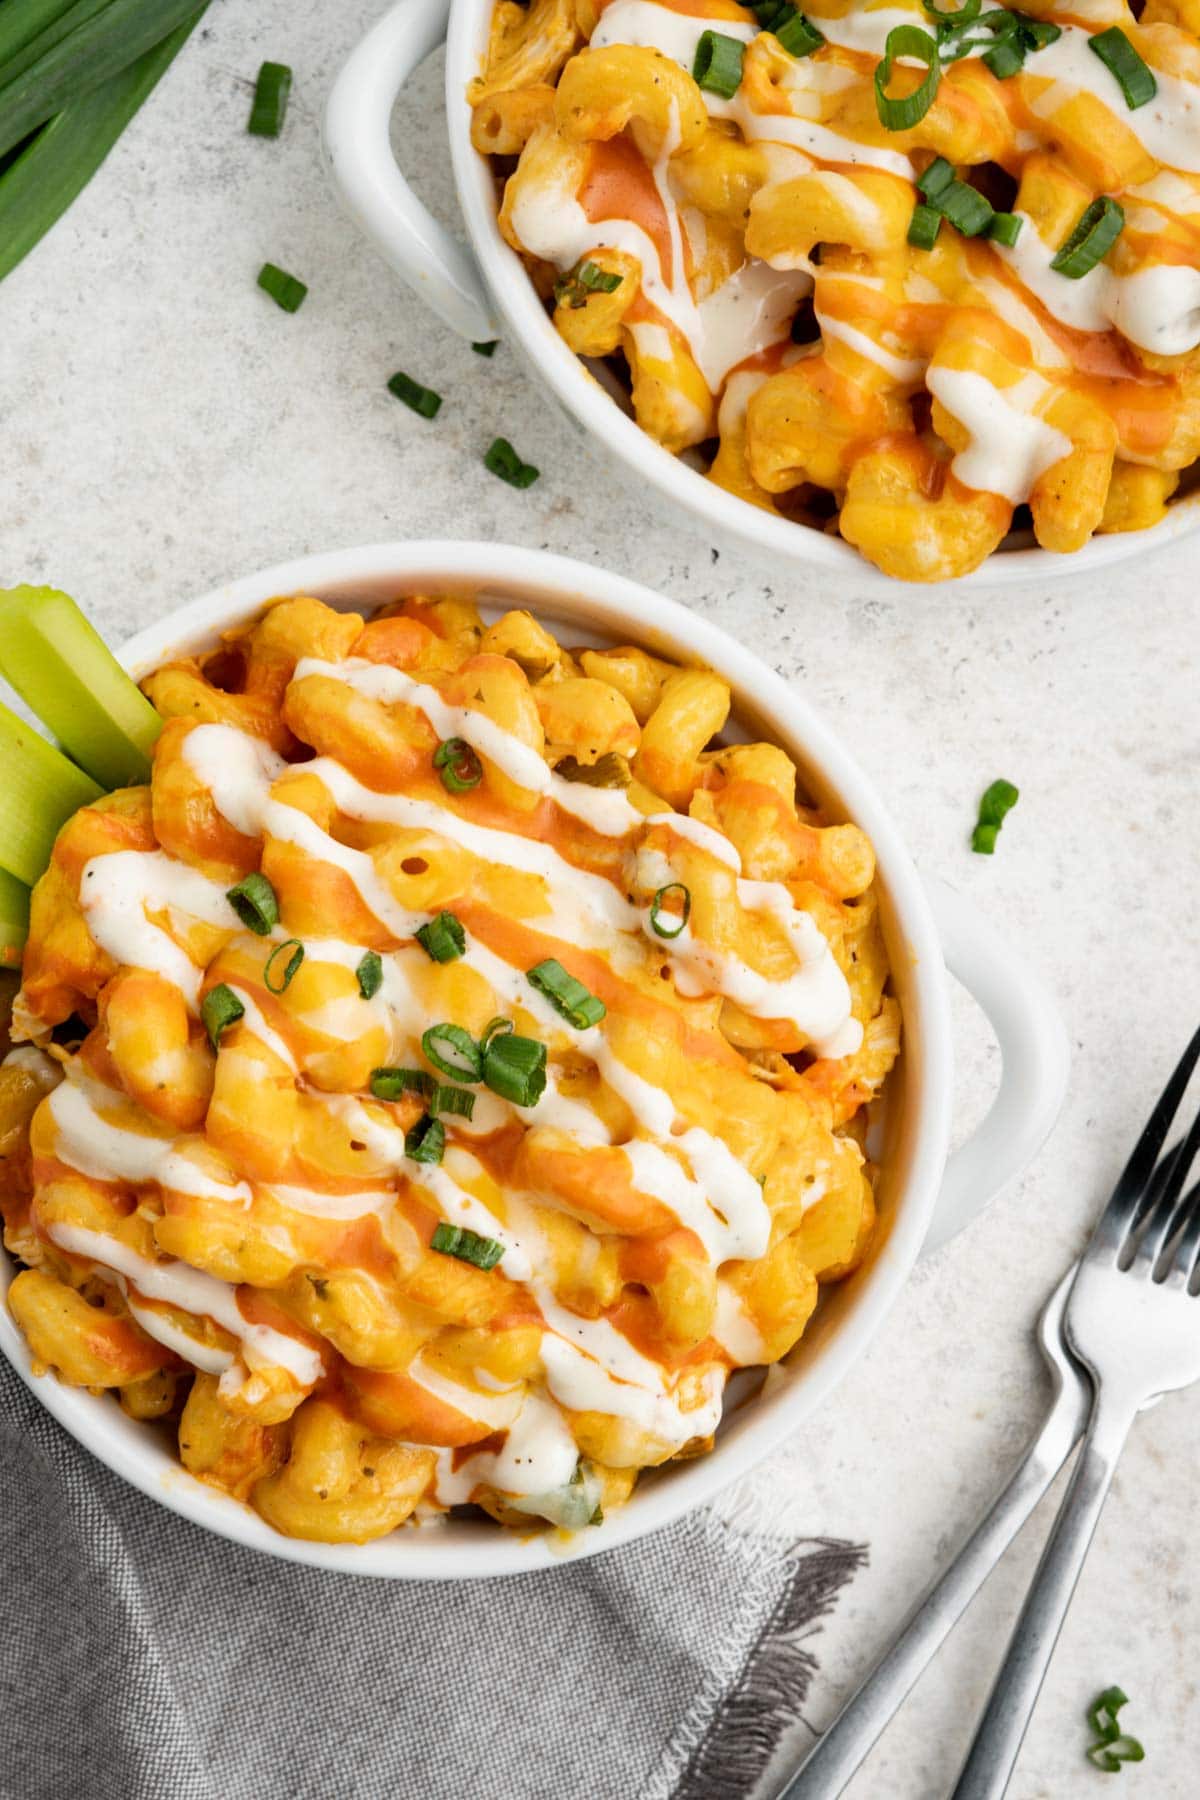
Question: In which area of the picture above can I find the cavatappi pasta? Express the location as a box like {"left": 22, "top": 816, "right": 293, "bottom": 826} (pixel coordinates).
{"left": 472, "top": 0, "right": 1200, "bottom": 580}
{"left": 0, "top": 592, "right": 898, "bottom": 1543}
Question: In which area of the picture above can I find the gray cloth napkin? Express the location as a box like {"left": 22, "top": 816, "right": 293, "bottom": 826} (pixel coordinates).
{"left": 0, "top": 1355, "right": 863, "bottom": 1800}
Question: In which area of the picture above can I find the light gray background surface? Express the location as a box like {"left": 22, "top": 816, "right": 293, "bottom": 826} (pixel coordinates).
{"left": 2, "top": 3, "right": 1198, "bottom": 1795}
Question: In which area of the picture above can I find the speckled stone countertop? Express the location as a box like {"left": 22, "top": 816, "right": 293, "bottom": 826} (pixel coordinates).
{"left": 2, "top": 4, "right": 1198, "bottom": 1796}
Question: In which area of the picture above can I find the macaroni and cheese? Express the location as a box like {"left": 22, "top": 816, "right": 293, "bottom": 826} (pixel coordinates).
{"left": 472, "top": 0, "right": 1200, "bottom": 579}
{"left": 0, "top": 592, "right": 898, "bottom": 1542}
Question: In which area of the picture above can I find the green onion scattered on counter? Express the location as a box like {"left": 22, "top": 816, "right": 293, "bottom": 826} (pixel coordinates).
{"left": 433, "top": 736, "right": 482, "bottom": 793}
{"left": 482, "top": 1031, "right": 547, "bottom": 1107}
{"left": 247, "top": 59, "right": 291, "bottom": 137}
{"left": 650, "top": 882, "right": 691, "bottom": 939}
{"left": 226, "top": 871, "right": 279, "bottom": 935}
{"left": 0, "top": 585, "right": 161, "bottom": 787}
{"left": 404, "top": 1113, "right": 445, "bottom": 1165}
{"left": 1085, "top": 1687, "right": 1145, "bottom": 1772}
{"left": 907, "top": 202, "right": 942, "bottom": 249}
{"left": 431, "top": 1083, "right": 475, "bottom": 1120}
{"left": 257, "top": 260, "right": 307, "bottom": 311}
{"left": 874, "top": 25, "right": 940, "bottom": 130}
{"left": 387, "top": 370, "right": 442, "bottom": 419}
{"left": 422, "top": 1022, "right": 484, "bottom": 1081}
{"left": 0, "top": 698, "right": 102, "bottom": 889}
{"left": 1050, "top": 196, "right": 1124, "bottom": 278}
{"left": 356, "top": 949, "right": 383, "bottom": 999}
{"left": 971, "top": 778, "right": 1019, "bottom": 854}
{"left": 988, "top": 210, "right": 1023, "bottom": 246}
{"left": 416, "top": 911, "right": 465, "bottom": 963}
{"left": 1089, "top": 26, "right": 1156, "bottom": 110}
{"left": 692, "top": 30, "right": 745, "bottom": 99}
{"left": 484, "top": 437, "right": 539, "bottom": 489}
{"left": 471, "top": 340, "right": 498, "bottom": 356}
{"left": 370, "top": 1066, "right": 433, "bottom": 1101}
{"left": 264, "top": 938, "right": 304, "bottom": 993}
{"left": 202, "top": 983, "right": 244, "bottom": 1051}
{"left": 430, "top": 1221, "right": 504, "bottom": 1270}
{"left": 528, "top": 958, "right": 606, "bottom": 1030}
{"left": 0, "top": 868, "right": 30, "bottom": 969}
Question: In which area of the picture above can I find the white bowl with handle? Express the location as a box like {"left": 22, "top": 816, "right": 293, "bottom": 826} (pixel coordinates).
{"left": 320, "top": 0, "right": 1200, "bottom": 589}
{"left": 0, "top": 541, "right": 1070, "bottom": 1577}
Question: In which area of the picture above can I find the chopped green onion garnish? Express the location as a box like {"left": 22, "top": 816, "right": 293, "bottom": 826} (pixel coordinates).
{"left": 482, "top": 1031, "right": 547, "bottom": 1107}
{"left": 692, "top": 30, "right": 745, "bottom": 98}
{"left": 387, "top": 370, "right": 442, "bottom": 419}
{"left": 922, "top": 0, "right": 980, "bottom": 22}
{"left": 971, "top": 778, "right": 1019, "bottom": 854}
{"left": 556, "top": 752, "right": 631, "bottom": 788}
{"left": 370, "top": 1066, "right": 433, "bottom": 1101}
{"left": 918, "top": 156, "right": 955, "bottom": 199}
{"left": 430, "top": 1221, "right": 504, "bottom": 1270}
{"left": 875, "top": 25, "right": 941, "bottom": 130}
{"left": 908, "top": 202, "right": 942, "bottom": 249}
{"left": 405, "top": 1114, "right": 445, "bottom": 1165}
{"left": 0, "top": 699, "right": 102, "bottom": 889}
{"left": 1085, "top": 1686, "right": 1144, "bottom": 1772}
{"left": 248, "top": 60, "right": 292, "bottom": 137}
{"left": 202, "top": 984, "right": 244, "bottom": 1052}
{"left": 432, "top": 1083, "right": 476, "bottom": 1120}
{"left": 472, "top": 340, "right": 498, "bottom": 356}
{"left": 483, "top": 437, "right": 539, "bottom": 489}
{"left": 481, "top": 1016, "right": 513, "bottom": 1053}
{"left": 0, "top": 586, "right": 162, "bottom": 789}
{"left": 356, "top": 949, "right": 383, "bottom": 999}
{"left": 1049, "top": 196, "right": 1124, "bottom": 278}
{"left": 1020, "top": 18, "right": 1061, "bottom": 50}
{"left": 257, "top": 262, "right": 307, "bottom": 312}
{"left": 0, "top": 868, "right": 30, "bottom": 969}
{"left": 422, "top": 1023, "right": 484, "bottom": 1081}
{"left": 527, "top": 958, "right": 606, "bottom": 1030}
{"left": 775, "top": 11, "right": 824, "bottom": 57}
{"left": 264, "top": 938, "right": 304, "bottom": 993}
{"left": 415, "top": 911, "right": 466, "bottom": 962}
{"left": 553, "top": 259, "right": 623, "bottom": 310}
{"left": 649, "top": 882, "right": 692, "bottom": 939}
{"left": 1089, "top": 26, "right": 1156, "bottom": 110}
{"left": 988, "top": 210, "right": 1023, "bottom": 246}
{"left": 433, "top": 736, "right": 482, "bottom": 793}
{"left": 982, "top": 37, "right": 1024, "bottom": 77}
{"left": 226, "top": 871, "right": 279, "bottom": 935}
{"left": 933, "top": 178, "right": 994, "bottom": 236}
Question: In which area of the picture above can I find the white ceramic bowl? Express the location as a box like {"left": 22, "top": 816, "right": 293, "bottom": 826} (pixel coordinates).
{"left": 322, "top": 0, "right": 1200, "bottom": 590}
{"left": 0, "top": 541, "right": 1069, "bottom": 1578}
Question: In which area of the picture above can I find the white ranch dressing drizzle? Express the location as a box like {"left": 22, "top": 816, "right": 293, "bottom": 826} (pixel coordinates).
{"left": 816, "top": 309, "right": 926, "bottom": 381}
{"left": 407, "top": 1355, "right": 525, "bottom": 1430}
{"left": 994, "top": 212, "right": 1200, "bottom": 353}
{"left": 925, "top": 366, "right": 1072, "bottom": 504}
{"left": 263, "top": 1183, "right": 396, "bottom": 1221}
{"left": 180, "top": 725, "right": 286, "bottom": 835}
{"left": 432, "top": 1386, "right": 580, "bottom": 1505}
{"left": 1027, "top": 25, "right": 1200, "bottom": 176}
{"left": 46, "top": 1073, "right": 253, "bottom": 1205}
{"left": 78, "top": 850, "right": 236, "bottom": 1012}
{"left": 712, "top": 1278, "right": 768, "bottom": 1365}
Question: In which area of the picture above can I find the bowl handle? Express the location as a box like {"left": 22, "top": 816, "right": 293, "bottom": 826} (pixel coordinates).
{"left": 322, "top": 0, "right": 499, "bottom": 343}
{"left": 920, "top": 877, "right": 1071, "bottom": 1255}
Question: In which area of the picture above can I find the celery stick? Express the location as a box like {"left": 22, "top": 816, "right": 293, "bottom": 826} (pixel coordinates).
{"left": 0, "top": 584, "right": 161, "bottom": 787}
{"left": 0, "top": 698, "right": 101, "bottom": 887}
{"left": 0, "top": 868, "right": 30, "bottom": 969}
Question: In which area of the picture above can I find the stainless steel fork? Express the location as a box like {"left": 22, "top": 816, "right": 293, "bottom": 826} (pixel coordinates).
{"left": 952, "top": 1023, "right": 1200, "bottom": 1800}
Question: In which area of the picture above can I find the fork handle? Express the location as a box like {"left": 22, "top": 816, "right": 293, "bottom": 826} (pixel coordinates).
{"left": 950, "top": 1389, "right": 1136, "bottom": 1800}
{"left": 768, "top": 1372, "right": 1089, "bottom": 1800}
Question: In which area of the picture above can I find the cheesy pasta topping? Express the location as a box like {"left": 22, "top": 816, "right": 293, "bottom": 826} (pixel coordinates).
{"left": 0, "top": 592, "right": 898, "bottom": 1543}
{"left": 472, "top": 0, "right": 1200, "bottom": 580}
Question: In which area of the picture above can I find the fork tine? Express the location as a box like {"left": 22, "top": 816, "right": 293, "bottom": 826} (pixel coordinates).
{"left": 1127, "top": 1103, "right": 1200, "bottom": 1270}
{"left": 1096, "top": 1024, "right": 1200, "bottom": 1256}
{"left": 1162, "top": 1179, "right": 1200, "bottom": 1287}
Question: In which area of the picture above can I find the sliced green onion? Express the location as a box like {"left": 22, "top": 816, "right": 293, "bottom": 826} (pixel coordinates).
{"left": 433, "top": 736, "right": 482, "bottom": 793}
{"left": 982, "top": 37, "right": 1024, "bottom": 77}
{"left": 422, "top": 1022, "right": 483, "bottom": 1081}
{"left": 0, "top": 698, "right": 101, "bottom": 888}
{"left": 971, "top": 777, "right": 1019, "bottom": 854}
{"left": 775, "top": 10, "right": 824, "bottom": 57}
{"left": 649, "top": 882, "right": 692, "bottom": 939}
{"left": 1085, "top": 1686, "right": 1144, "bottom": 1772}
{"left": 988, "top": 210, "right": 1023, "bottom": 246}
{"left": 917, "top": 155, "right": 955, "bottom": 199}
{"left": 0, "top": 868, "right": 30, "bottom": 969}
{"left": 415, "top": 911, "right": 465, "bottom": 962}
{"left": 527, "top": 958, "right": 606, "bottom": 1030}
{"left": 555, "top": 751, "right": 631, "bottom": 788}
{"left": 553, "top": 258, "right": 623, "bottom": 310}
{"left": 226, "top": 871, "right": 278, "bottom": 935}
{"left": 934, "top": 178, "right": 994, "bottom": 235}
{"left": 356, "top": 949, "right": 383, "bottom": 999}
{"left": 387, "top": 370, "right": 442, "bottom": 419}
{"left": 472, "top": 340, "right": 498, "bottom": 356}
{"left": 908, "top": 202, "right": 942, "bottom": 249}
{"left": 922, "top": 0, "right": 980, "bottom": 22}
{"left": 432, "top": 1083, "right": 476, "bottom": 1120}
{"left": 247, "top": 59, "right": 291, "bottom": 136}
{"left": 1049, "top": 196, "right": 1124, "bottom": 278}
{"left": 480, "top": 1016, "right": 513, "bottom": 1053}
{"left": 202, "top": 983, "right": 244, "bottom": 1052}
{"left": 483, "top": 437, "right": 539, "bottom": 489}
{"left": 1019, "top": 17, "right": 1060, "bottom": 51}
{"left": 875, "top": 25, "right": 940, "bottom": 130}
{"left": 404, "top": 1114, "right": 445, "bottom": 1165}
{"left": 430, "top": 1221, "right": 504, "bottom": 1270}
{"left": 1089, "top": 25, "right": 1156, "bottom": 110}
{"left": 264, "top": 938, "right": 304, "bottom": 993}
{"left": 257, "top": 261, "right": 307, "bottom": 312}
{"left": 692, "top": 29, "right": 745, "bottom": 97}
{"left": 482, "top": 1032, "right": 547, "bottom": 1107}
{"left": 370, "top": 1066, "right": 433, "bottom": 1102}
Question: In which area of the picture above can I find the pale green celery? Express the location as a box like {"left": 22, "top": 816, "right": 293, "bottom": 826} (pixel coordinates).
{"left": 0, "top": 698, "right": 102, "bottom": 887}
{"left": 0, "top": 584, "right": 161, "bottom": 787}
{"left": 0, "top": 868, "right": 31, "bottom": 969}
